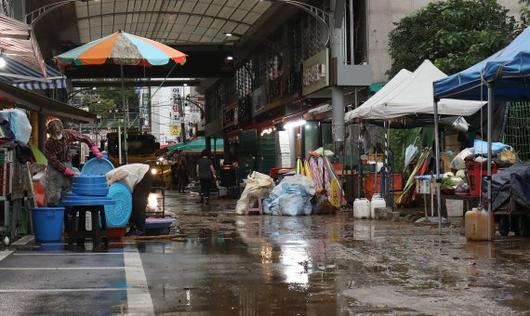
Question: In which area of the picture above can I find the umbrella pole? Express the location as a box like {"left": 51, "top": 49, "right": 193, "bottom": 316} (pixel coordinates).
{"left": 434, "top": 99, "right": 442, "bottom": 234}
{"left": 120, "top": 64, "right": 128, "bottom": 164}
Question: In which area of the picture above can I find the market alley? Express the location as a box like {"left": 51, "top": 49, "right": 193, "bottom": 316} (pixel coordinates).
{"left": 0, "top": 192, "right": 529, "bottom": 315}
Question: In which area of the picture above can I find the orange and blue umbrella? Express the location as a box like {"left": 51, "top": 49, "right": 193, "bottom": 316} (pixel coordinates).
{"left": 55, "top": 30, "right": 186, "bottom": 67}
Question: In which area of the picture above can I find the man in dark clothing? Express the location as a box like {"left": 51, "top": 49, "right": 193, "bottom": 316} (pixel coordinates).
{"left": 176, "top": 155, "right": 188, "bottom": 193}
{"left": 196, "top": 149, "right": 216, "bottom": 204}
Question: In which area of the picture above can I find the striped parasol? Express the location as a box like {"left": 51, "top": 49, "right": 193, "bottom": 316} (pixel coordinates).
{"left": 55, "top": 30, "right": 186, "bottom": 67}
{"left": 54, "top": 31, "right": 187, "bottom": 164}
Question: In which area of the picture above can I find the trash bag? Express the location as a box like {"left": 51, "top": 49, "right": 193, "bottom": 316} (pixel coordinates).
{"left": 498, "top": 147, "right": 518, "bottom": 165}
{"left": 235, "top": 171, "right": 275, "bottom": 214}
{"left": 404, "top": 144, "right": 419, "bottom": 170}
{"left": 474, "top": 139, "right": 509, "bottom": 155}
{"left": 262, "top": 175, "right": 315, "bottom": 216}
{"left": 281, "top": 174, "right": 316, "bottom": 195}
{"left": 451, "top": 148, "right": 474, "bottom": 170}
{"left": 0, "top": 109, "right": 32, "bottom": 144}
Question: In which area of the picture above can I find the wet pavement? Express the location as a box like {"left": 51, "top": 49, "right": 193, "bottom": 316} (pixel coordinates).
{"left": 0, "top": 191, "right": 529, "bottom": 315}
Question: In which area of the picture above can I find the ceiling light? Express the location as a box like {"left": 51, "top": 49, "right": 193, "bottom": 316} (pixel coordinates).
{"left": 226, "top": 56, "right": 234, "bottom": 61}
{"left": 224, "top": 32, "right": 233, "bottom": 37}
{"left": 0, "top": 57, "right": 7, "bottom": 69}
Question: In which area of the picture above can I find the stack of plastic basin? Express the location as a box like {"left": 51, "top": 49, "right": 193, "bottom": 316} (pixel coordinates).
{"left": 63, "top": 176, "right": 114, "bottom": 206}
{"left": 70, "top": 175, "right": 109, "bottom": 196}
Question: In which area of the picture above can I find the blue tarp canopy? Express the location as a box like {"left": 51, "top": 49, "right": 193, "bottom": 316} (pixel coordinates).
{"left": 434, "top": 27, "right": 530, "bottom": 100}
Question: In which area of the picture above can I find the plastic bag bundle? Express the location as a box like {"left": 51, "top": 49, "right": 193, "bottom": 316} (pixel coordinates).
{"left": 404, "top": 144, "right": 419, "bottom": 170}
{"left": 235, "top": 171, "right": 275, "bottom": 215}
{"left": 0, "top": 109, "right": 32, "bottom": 144}
{"left": 451, "top": 148, "right": 474, "bottom": 170}
{"left": 262, "top": 175, "right": 315, "bottom": 216}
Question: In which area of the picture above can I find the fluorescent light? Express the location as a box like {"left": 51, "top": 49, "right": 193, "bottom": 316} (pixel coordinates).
{"left": 284, "top": 119, "right": 306, "bottom": 130}
{"left": 0, "top": 57, "right": 7, "bottom": 69}
{"left": 224, "top": 32, "right": 233, "bottom": 37}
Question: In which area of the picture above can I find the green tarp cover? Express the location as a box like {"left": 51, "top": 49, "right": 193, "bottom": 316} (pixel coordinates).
{"left": 168, "top": 136, "right": 224, "bottom": 153}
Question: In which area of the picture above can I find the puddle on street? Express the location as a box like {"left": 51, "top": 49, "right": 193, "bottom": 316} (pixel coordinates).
{"left": 12, "top": 192, "right": 529, "bottom": 315}
{"left": 140, "top": 204, "right": 530, "bottom": 315}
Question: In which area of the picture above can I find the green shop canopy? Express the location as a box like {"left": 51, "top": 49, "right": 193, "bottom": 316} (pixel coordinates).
{"left": 168, "top": 137, "right": 224, "bottom": 153}
{"left": 369, "top": 82, "right": 385, "bottom": 93}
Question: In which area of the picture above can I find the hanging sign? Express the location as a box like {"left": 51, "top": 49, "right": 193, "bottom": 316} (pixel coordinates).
{"left": 302, "top": 48, "right": 329, "bottom": 96}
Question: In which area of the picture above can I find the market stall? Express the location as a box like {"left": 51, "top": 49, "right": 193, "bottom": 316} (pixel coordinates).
{"left": 345, "top": 60, "right": 485, "bottom": 220}
{"left": 434, "top": 26, "right": 530, "bottom": 239}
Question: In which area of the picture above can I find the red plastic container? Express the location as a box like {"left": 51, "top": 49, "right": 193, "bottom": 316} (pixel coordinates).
{"left": 467, "top": 162, "right": 497, "bottom": 197}
{"left": 364, "top": 173, "right": 403, "bottom": 200}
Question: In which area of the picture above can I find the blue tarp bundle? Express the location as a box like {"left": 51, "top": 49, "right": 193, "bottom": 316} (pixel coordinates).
{"left": 434, "top": 27, "right": 530, "bottom": 101}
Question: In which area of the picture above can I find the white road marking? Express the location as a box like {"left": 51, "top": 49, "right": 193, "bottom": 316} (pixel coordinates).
{"left": 124, "top": 249, "right": 154, "bottom": 315}
{"left": 0, "top": 288, "right": 125, "bottom": 293}
{"left": 0, "top": 267, "right": 124, "bottom": 271}
{"left": 11, "top": 235, "right": 34, "bottom": 245}
{"left": 0, "top": 251, "right": 12, "bottom": 262}
{"left": 12, "top": 252, "right": 124, "bottom": 256}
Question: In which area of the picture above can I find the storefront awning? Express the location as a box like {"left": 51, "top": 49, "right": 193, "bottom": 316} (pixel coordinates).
{"left": 0, "top": 14, "right": 46, "bottom": 76}
{"left": 167, "top": 136, "right": 224, "bottom": 154}
{"left": 0, "top": 56, "right": 66, "bottom": 90}
{"left": 0, "top": 80, "right": 96, "bottom": 122}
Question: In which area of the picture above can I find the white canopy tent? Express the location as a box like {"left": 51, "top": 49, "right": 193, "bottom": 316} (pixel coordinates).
{"left": 346, "top": 60, "right": 485, "bottom": 122}
{"left": 345, "top": 69, "right": 412, "bottom": 122}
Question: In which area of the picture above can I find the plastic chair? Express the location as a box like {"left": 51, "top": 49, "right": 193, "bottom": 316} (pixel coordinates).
{"left": 245, "top": 193, "right": 263, "bottom": 215}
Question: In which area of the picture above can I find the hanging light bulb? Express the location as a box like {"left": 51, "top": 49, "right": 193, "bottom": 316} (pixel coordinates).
{"left": 0, "top": 56, "right": 7, "bottom": 69}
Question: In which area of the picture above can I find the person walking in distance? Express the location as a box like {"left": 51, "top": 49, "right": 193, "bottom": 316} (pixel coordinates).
{"left": 176, "top": 154, "right": 188, "bottom": 193}
{"left": 196, "top": 149, "right": 216, "bottom": 204}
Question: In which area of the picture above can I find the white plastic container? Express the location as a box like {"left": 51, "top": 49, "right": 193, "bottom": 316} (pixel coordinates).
{"left": 370, "top": 197, "right": 386, "bottom": 219}
{"left": 446, "top": 199, "right": 464, "bottom": 217}
{"left": 353, "top": 198, "right": 371, "bottom": 219}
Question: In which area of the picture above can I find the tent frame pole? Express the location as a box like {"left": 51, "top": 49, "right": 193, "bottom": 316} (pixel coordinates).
{"left": 487, "top": 83, "right": 494, "bottom": 240}
{"left": 433, "top": 98, "right": 442, "bottom": 234}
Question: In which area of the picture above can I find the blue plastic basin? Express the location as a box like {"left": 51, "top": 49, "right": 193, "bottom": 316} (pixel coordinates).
{"left": 71, "top": 186, "right": 108, "bottom": 196}
{"left": 73, "top": 175, "right": 106, "bottom": 185}
{"left": 104, "top": 182, "right": 132, "bottom": 228}
{"left": 63, "top": 199, "right": 115, "bottom": 206}
{"left": 32, "top": 207, "right": 64, "bottom": 242}
{"left": 81, "top": 158, "right": 115, "bottom": 176}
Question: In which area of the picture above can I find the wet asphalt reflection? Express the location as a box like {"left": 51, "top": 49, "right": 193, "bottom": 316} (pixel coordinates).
{"left": 0, "top": 191, "right": 528, "bottom": 315}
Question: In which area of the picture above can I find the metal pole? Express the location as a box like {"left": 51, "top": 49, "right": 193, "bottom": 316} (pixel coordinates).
{"left": 118, "top": 120, "right": 122, "bottom": 165}
{"left": 358, "top": 122, "right": 363, "bottom": 198}
{"left": 148, "top": 84, "right": 152, "bottom": 132}
{"left": 384, "top": 120, "right": 389, "bottom": 203}
{"left": 433, "top": 99, "right": 442, "bottom": 233}
{"left": 331, "top": 0, "right": 345, "bottom": 158}
{"left": 120, "top": 64, "right": 128, "bottom": 164}
{"left": 487, "top": 84, "right": 494, "bottom": 240}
